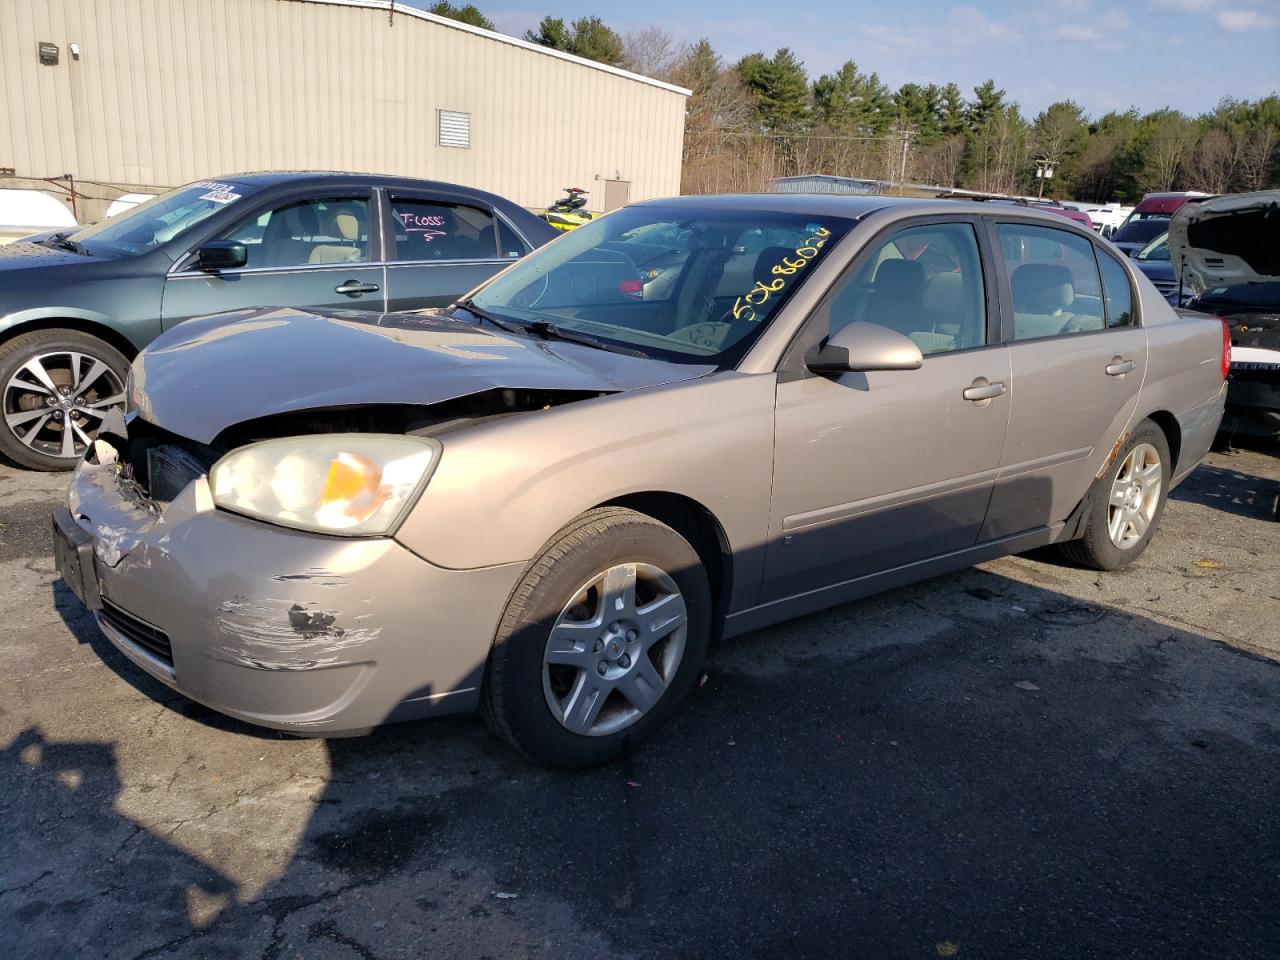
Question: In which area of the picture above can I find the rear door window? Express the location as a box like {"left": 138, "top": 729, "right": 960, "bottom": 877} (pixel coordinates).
{"left": 1097, "top": 251, "right": 1137, "bottom": 328}
{"left": 390, "top": 199, "right": 499, "bottom": 261}
{"left": 997, "top": 223, "right": 1106, "bottom": 339}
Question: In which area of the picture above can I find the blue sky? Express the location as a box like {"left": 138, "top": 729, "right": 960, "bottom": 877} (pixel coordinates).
{"left": 420, "top": 0, "right": 1279, "bottom": 118}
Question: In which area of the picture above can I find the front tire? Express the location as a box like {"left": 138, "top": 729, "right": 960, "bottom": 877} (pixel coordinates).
{"left": 0, "top": 329, "right": 130, "bottom": 471}
{"left": 482, "top": 507, "right": 711, "bottom": 769}
{"left": 1058, "top": 419, "right": 1171, "bottom": 570}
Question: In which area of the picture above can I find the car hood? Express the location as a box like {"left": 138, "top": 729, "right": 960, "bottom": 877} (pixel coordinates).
{"left": 1169, "top": 190, "right": 1280, "bottom": 294}
{"left": 0, "top": 240, "right": 93, "bottom": 270}
{"left": 131, "top": 307, "right": 716, "bottom": 444}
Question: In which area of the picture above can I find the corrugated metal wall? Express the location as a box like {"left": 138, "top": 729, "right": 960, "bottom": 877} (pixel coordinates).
{"left": 0, "top": 0, "right": 688, "bottom": 211}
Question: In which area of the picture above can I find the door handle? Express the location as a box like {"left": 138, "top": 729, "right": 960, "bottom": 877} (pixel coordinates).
{"left": 962, "top": 378, "right": 1007, "bottom": 402}
{"left": 1105, "top": 358, "right": 1137, "bottom": 377}
{"left": 335, "top": 280, "right": 379, "bottom": 296}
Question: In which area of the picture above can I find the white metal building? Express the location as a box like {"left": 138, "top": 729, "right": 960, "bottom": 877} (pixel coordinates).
{"left": 0, "top": 0, "right": 689, "bottom": 220}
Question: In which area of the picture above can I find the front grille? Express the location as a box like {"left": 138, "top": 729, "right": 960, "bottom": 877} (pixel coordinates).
{"left": 100, "top": 599, "right": 173, "bottom": 667}
{"left": 146, "top": 444, "right": 208, "bottom": 504}
{"left": 1152, "top": 279, "right": 1176, "bottom": 295}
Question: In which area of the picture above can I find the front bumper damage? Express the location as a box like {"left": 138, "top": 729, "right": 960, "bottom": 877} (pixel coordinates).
{"left": 63, "top": 451, "right": 524, "bottom": 735}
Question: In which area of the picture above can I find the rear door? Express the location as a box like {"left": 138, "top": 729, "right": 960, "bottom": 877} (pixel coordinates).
{"left": 980, "top": 219, "right": 1148, "bottom": 539}
{"left": 381, "top": 191, "right": 528, "bottom": 312}
{"left": 161, "top": 189, "right": 383, "bottom": 326}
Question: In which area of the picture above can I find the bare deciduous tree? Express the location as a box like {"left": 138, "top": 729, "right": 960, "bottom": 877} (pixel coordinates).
{"left": 621, "top": 27, "right": 685, "bottom": 81}
{"left": 1184, "top": 129, "right": 1234, "bottom": 194}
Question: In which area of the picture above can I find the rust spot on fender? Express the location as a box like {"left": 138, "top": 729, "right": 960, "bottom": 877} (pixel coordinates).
{"left": 1097, "top": 431, "right": 1130, "bottom": 479}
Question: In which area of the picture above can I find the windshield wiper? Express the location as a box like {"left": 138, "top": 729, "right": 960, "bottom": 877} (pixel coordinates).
{"left": 456, "top": 300, "right": 647, "bottom": 358}
{"left": 454, "top": 298, "right": 524, "bottom": 334}
{"left": 44, "top": 232, "right": 91, "bottom": 255}
{"left": 520, "top": 319, "right": 648, "bottom": 358}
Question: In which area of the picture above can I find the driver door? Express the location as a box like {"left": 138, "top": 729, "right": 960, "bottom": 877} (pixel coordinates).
{"left": 762, "top": 218, "right": 1012, "bottom": 602}
{"left": 161, "top": 191, "right": 384, "bottom": 327}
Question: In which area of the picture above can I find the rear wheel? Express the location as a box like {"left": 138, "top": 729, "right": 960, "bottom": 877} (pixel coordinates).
{"left": 482, "top": 507, "right": 711, "bottom": 769}
{"left": 0, "top": 329, "right": 130, "bottom": 471}
{"left": 1058, "top": 419, "right": 1171, "bottom": 570}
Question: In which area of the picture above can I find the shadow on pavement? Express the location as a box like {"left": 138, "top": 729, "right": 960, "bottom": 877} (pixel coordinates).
{"left": 7, "top": 564, "right": 1280, "bottom": 959}
{"left": 1170, "top": 456, "right": 1280, "bottom": 521}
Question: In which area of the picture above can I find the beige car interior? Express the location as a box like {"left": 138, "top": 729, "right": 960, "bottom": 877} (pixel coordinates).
{"left": 308, "top": 204, "right": 365, "bottom": 264}
{"left": 1010, "top": 262, "right": 1105, "bottom": 339}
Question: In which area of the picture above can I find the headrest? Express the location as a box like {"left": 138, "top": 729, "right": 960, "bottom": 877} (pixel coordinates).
{"left": 272, "top": 202, "right": 319, "bottom": 236}
{"left": 922, "top": 271, "right": 965, "bottom": 314}
{"left": 1011, "top": 263, "right": 1074, "bottom": 312}
{"left": 333, "top": 213, "right": 359, "bottom": 241}
{"left": 753, "top": 247, "right": 796, "bottom": 285}
{"left": 873, "top": 258, "right": 926, "bottom": 298}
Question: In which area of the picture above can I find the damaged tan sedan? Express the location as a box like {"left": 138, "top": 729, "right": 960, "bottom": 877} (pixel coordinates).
{"left": 54, "top": 196, "right": 1229, "bottom": 768}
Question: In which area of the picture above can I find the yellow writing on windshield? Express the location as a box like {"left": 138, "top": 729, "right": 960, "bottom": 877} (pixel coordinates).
{"left": 731, "top": 227, "right": 831, "bottom": 322}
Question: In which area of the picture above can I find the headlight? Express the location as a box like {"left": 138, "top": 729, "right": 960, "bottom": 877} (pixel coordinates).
{"left": 209, "top": 435, "right": 441, "bottom": 536}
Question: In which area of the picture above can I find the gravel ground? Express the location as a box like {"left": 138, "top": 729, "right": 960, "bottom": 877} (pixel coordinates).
{"left": 1, "top": 445, "right": 1277, "bottom": 960}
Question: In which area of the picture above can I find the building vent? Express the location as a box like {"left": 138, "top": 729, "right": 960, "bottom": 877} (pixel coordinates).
{"left": 438, "top": 110, "right": 471, "bottom": 149}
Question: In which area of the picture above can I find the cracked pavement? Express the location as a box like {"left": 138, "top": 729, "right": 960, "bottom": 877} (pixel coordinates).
{"left": 1, "top": 445, "right": 1278, "bottom": 959}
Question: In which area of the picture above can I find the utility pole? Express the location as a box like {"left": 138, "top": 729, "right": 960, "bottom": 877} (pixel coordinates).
{"left": 899, "top": 130, "right": 912, "bottom": 191}
{"left": 1035, "top": 156, "right": 1054, "bottom": 199}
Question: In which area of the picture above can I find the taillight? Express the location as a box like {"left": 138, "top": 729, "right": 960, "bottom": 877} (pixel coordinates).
{"left": 619, "top": 279, "right": 644, "bottom": 299}
{"left": 1218, "top": 315, "right": 1231, "bottom": 379}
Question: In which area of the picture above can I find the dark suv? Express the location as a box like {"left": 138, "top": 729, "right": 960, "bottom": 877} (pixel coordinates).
{"left": 0, "top": 172, "right": 555, "bottom": 469}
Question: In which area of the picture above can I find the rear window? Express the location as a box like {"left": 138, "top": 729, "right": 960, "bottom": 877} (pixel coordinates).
{"left": 1113, "top": 215, "right": 1170, "bottom": 245}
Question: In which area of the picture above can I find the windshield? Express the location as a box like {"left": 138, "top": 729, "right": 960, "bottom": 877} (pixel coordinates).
{"left": 64, "top": 180, "right": 259, "bottom": 258}
{"left": 467, "top": 205, "right": 855, "bottom": 366}
{"left": 1136, "top": 232, "right": 1170, "bottom": 261}
{"left": 1112, "top": 214, "right": 1170, "bottom": 245}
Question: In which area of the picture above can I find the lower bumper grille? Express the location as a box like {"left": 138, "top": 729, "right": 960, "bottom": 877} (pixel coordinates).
{"left": 100, "top": 599, "right": 173, "bottom": 668}
{"left": 145, "top": 444, "right": 208, "bottom": 505}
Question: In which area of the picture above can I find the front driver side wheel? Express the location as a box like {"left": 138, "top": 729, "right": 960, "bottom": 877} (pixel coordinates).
{"left": 482, "top": 507, "right": 711, "bottom": 769}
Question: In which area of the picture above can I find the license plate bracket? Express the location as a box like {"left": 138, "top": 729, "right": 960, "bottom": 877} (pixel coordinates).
{"left": 52, "top": 507, "right": 102, "bottom": 611}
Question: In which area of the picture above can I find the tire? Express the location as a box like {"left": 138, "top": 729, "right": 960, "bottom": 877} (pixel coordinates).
{"left": 0, "top": 328, "right": 130, "bottom": 471}
{"left": 1057, "top": 419, "right": 1172, "bottom": 571}
{"left": 482, "top": 506, "right": 711, "bottom": 769}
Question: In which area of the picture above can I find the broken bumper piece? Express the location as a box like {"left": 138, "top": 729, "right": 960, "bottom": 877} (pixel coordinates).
{"left": 64, "top": 457, "right": 524, "bottom": 735}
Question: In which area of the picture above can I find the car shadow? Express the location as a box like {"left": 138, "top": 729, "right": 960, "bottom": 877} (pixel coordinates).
{"left": 13, "top": 563, "right": 1280, "bottom": 959}
{"left": 1169, "top": 457, "right": 1280, "bottom": 522}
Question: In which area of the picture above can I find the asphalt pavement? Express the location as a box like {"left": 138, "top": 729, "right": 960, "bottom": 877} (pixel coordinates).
{"left": 1, "top": 446, "right": 1278, "bottom": 960}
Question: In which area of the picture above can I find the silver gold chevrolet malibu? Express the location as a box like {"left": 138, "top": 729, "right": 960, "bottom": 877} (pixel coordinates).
{"left": 53, "top": 195, "right": 1228, "bottom": 768}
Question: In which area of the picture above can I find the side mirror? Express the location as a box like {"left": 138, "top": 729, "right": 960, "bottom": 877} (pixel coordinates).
{"left": 805, "top": 321, "right": 924, "bottom": 375}
{"left": 196, "top": 240, "right": 247, "bottom": 271}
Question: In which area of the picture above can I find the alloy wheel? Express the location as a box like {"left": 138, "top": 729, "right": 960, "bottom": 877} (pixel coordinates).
{"left": 542, "top": 561, "right": 688, "bottom": 737}
{"left": 3, "top": 351, "right": 126, "bottom": 460}
{"left": 1107, "top": 442, "right": 1162, "bottom": 549}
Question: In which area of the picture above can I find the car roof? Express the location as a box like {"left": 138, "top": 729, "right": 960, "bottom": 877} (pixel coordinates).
{"left": 631, "top": 192, "right": 1093, "bottom": 228}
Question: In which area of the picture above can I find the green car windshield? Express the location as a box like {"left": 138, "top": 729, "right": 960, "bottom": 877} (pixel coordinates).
{"left": 468, "top": 206, "right": 854, "bottom": 365}
{"left": 66, "top": 180, "right": 260, "bottom": 258}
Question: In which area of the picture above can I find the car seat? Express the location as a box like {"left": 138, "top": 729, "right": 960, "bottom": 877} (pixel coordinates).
{"left": 1010, "top": 263, "right": 1076, "bottom": 339}
{"left": 309, "top": 204, "right": 364, "bottom": 264}
{"left": 261, "top": 203, "right": 321, "bottom": 267}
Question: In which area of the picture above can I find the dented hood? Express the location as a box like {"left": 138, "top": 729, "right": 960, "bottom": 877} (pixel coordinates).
{"left": 131, "top": 307, "right": 714, "bottom": 443}
{"left": 1169, "top": 190, "right": 1280, "bottom": 294}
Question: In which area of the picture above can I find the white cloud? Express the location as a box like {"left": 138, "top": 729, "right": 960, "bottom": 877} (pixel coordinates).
{"left": 1216, "top": 7, "right": 1277, "bottom": 30}
{"left": 945, "top": 6, "right": 1021, "bottom": 46}
{"left": 1148, "top": 0, "right": 1277, "bottom": 29}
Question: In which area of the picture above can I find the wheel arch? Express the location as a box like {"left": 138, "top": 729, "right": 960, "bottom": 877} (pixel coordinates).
{"left": 1143, "top": 409, "right": 1183, "bottom": 474}
{"left": 601, "top": 491, "right": 734, "bottom": 641}
{"left": 0, "top": 316, "right": 141, "bottom": 362}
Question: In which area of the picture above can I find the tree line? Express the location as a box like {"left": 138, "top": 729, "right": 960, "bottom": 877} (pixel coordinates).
{"left": 424, "top": 4, "right": 1280, "bottom": 202}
